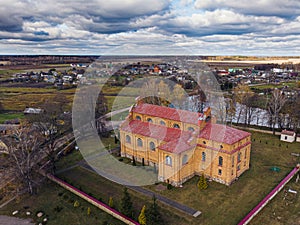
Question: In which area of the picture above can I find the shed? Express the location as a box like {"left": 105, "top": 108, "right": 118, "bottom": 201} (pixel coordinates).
{"left": 280, "top": 130, "right": 296, "bottom": 143}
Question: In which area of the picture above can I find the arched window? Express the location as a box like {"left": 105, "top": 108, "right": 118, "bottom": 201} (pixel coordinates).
{"left": 149, "top": 142, "right": 155, "bottom": 151}
{"left": 166, "top": 156, "right": 172, "bottom": 166}
{"left": 137, "top": 138, "right": 143, "bottom": 147}
{"left": 188, "top": 127, "right": 195, "bottom": 132}
{"left": 147, "top": 118, "right": 153, "bottom": 123}
{"left": 219, "top": 156, "right": 223, "bottom": 166}
{"left": 203, "top": 141, "right": 206, "bottom": 145}
{"left": 136, "top": 115, "right": 141, "bottom": 120}
{"left": 232, "top": 156, "right": 235, "bottom": 167}
{"left": 238, "top": 152, "right": 242, "bottom": 162}
{"left": 218, "top": 169, "right": 222, "bottom": 175}
{"left": 220, "top": 145, "right": 223, "bottom": 149}
{"left": 201, "top": 152, "right": 206, "bottom": 162}
{"left": 125, "top": 135, "right": 131, "bottom": 143}
{"left": 182, "top": 154, "right": 188, "bottom": 165}
{"left": 173, "top": 123, "right": 180, "bottom": 129}
{"left": 160, "top": 120, "right": 166, "bottom": 126}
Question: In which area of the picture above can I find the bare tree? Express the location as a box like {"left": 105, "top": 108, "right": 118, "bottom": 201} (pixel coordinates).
{"left": 232, "top": 84, "right": 254, "bottom": 125}
{"left": 267, "top": 89, "right": 287, "bottom": 135}
{"left": 6, "top": 124, "right": 45, "bottom": 195}
{"left": 27, "top": 93, "right": 72, "bottom": 173}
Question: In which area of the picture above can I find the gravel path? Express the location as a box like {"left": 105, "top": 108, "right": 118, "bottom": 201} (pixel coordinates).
{"left": 0, "top": 215, "right": 34, "bottom": 225}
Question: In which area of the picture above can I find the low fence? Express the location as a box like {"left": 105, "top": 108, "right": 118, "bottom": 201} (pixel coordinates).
{"left": 238, "top": 164, "right": 300, "bottom": 225}
{"left": 46, "top": 174, "right": 140, "bottom": 225}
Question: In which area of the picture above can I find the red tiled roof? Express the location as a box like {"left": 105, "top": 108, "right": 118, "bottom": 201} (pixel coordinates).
{"left": 132, "top": 103, "right": 202, "bottom": 125}
{"left": 120, "top": 120, "right": 194, "bottom": 153}
{"left": 159, "top": 138, "right": 196, "bottom": 154}
{"left": 199, "top": 123, "right": 251, "bottom": 145}
{"left": 121, "top": 120, "right": 191, "bottom": 143}
{"left": 281, "top": 130, "right": 295, "bottom": 136}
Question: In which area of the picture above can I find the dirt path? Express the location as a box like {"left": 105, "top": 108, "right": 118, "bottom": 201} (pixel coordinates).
{"left": 0, "top": 215, "right": 34, "bottom": 225}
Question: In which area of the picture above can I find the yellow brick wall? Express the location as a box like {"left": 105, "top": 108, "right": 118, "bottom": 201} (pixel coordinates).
{"left": 120, "top": 110, "right": 251, "bottom": 186}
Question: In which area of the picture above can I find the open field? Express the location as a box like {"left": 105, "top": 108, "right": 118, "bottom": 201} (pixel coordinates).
{"left": 0, "top": 112, "right": 24, "bottom": 123}
{"left": 201, "top": 57, "right": 300, "bottom": 65}
{"left": 250, "top": 81, "right": 299, "bottom": 90}
{"left": 250, "top": 176, "right": 300, "bottom": 225}
{"left": 0, "top": 92, "right": 74, "bottom": 111}
{"left": 0, "top": 181, "right": 125, "bottom": 225}
{"left": 143, "top": 131, "right": 300, "bottom": 225}
{"left": 105, "top": 95, "right": 135, "bottom": 111}
{"left": 57, "top": 166, "right": 189, "bottom": 225}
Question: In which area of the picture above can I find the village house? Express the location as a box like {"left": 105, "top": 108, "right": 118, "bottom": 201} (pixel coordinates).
{"left": 119, "top": 99, "right": 251, "bottom": 186}
{"left": 280, "top": 130, "right": 296, "bottom": 143}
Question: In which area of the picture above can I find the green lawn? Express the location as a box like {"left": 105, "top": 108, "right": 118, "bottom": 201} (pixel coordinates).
{"left": 144, "top": 131, "right": 300, "bottom": 225}
{"left": 0, "top": 181, "right": 125, "bottom": 225}
{"left": 57, "top": 166, "right": 189, "bottom": 225}
{"left": 110, "top": 111, "right": 129, "bottom": 121}
{"left": 250, "top": 176, "right": 300, "bottom": 225}
{"left": 0, "top": 112, "right": 24, "bottom": 123}
{"left": 251, "top": 81, "right": 298, "bottom": 91}
{"left": 105, "top": 95, "right": 135, "bottom": 111}
{"left": 53, "top": 130, "right": 300, "bottom": 225}
{"left": 55, "top": 133, "right": 120, "bottom": 172}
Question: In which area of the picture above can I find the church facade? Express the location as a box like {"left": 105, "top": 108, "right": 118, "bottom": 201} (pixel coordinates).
{"left": 119, "top": 101, "right": 251, "bottom": 186}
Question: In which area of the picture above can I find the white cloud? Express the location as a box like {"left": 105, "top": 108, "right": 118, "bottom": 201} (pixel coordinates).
{"left": 194, "top": 0, "right": 300, "bottom": 17}
{"left": 0, "top": 0, "right": 299, "bottom": 55}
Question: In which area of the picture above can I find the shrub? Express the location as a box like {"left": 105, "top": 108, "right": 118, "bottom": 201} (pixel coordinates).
{"left": 73, "top": 200, "right": 80, "bottom": 208}
{"left": 108, "top": 197, "right": 114, "bottom": 208}
{"left": 197, "top": 174, "right": 208, "bottom": 190}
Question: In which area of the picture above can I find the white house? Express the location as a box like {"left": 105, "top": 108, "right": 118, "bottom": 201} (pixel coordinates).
{"left": 280, "top": 130, "right": 296, "bottom": 143}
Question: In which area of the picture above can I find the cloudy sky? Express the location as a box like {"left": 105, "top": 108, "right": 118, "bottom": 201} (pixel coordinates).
{"left": 0, "top": 0, "right": 300, "bottom": 55}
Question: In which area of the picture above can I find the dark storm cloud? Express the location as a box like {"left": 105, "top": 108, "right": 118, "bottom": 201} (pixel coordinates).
{"left": 0, "top": 16, "right": 23, "bottom": 32}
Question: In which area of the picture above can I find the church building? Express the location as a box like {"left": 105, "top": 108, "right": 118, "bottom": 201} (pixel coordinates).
{"left": 119, "top": 99, "right": 251, "bottom": 186}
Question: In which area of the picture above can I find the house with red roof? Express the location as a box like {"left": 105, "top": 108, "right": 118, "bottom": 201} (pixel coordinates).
{"left": 280, "top": 130, "right": 296, "bottom": 143}
{"left": 119, "top": 100, "right": 251, "bottom": 186}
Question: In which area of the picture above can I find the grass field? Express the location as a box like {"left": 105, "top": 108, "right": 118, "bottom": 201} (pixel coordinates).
{"left": 251, "top": 81, "right": 299, "bottom": 91}
{"left": 0, "top": 86, "right": 75, "bottom": 111}
{"left": 144, "top": 131, "right": 300, "bottom": 225}
{"left": 0, "top": 181, "right": 125, "bottom": 225}
{"left": 57, "top": 166, "right": 189, "bottom": 225}
{"left": 250, "top": 176, "right": 300, "bottom": 225}
{"left": 105, "top": 95, "right": 135, "bottom": 111}
{"left": 0, "top": 112, "right": 24, "bottom": 123}
{"left": 55, "top": 130, "right": 300, "bottom": 225}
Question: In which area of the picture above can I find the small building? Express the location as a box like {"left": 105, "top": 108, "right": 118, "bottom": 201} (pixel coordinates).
{"left": 280, "top": 130, "right": 296, "bottom": 143}
{"left": 296, "top": 134, "right": 300, "bottom": 143}
{"left": 24, "top": 107, "right": 43, "bottom": 114}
